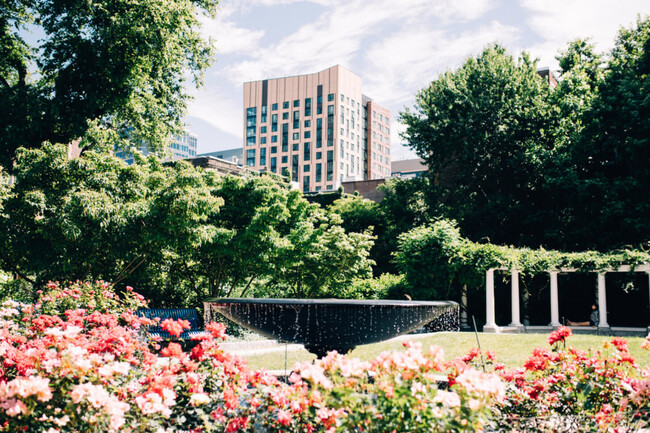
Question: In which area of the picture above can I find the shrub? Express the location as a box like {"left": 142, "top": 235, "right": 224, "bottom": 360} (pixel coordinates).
{"left": 493, "top": 327, "right": 650, "bottom": 431}
{"left": 36, "top": 281, "right": 147, "bottom": 317}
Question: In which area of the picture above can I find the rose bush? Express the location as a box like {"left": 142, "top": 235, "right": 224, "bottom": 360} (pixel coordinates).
{"left": 2, "top": 281, "right": 647, "bottom": 432}
{"left": 0, "top": 281, "right": 505, "bottom": 432}
{"left": 493, "top": 327, "right": 650, "bottom": 432}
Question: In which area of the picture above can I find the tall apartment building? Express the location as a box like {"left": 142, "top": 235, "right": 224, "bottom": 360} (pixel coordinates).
{"left": 115, "top": 132, "right": 198, "bottom": 165}
{"left": 243, "top": 65, "right": 391, "bottom": 192}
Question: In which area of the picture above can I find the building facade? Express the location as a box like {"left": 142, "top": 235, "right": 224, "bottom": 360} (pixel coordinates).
{"left": 199, "top": 147, "right": 243, "bottom": 165}
{"left": 391, "top": 158, "right": 427, "bottom": 178}
{"left": 115, "top": 132, "right": 198, "bottom": 165}
{"left": 243, "top": 65, "right": 391, "bottom": 192}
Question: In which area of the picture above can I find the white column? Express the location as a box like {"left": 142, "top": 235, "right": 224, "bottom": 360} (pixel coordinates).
{"left": 647, "top": 272, "right": 650, "bottom": 334}
{"left": 484, "top": 269, "right": 498, "bottom": 332}
{"left": 550, "top": 271, "right": 561, "bottom": 327}
{"left": 509, "top": 270, "right": 523, "bottom": 329}
{"left": 460, "top": 284, "right": 469, "bottom": 330}
{"left": 597, "top": 273, "right": 609, "bottom": 329}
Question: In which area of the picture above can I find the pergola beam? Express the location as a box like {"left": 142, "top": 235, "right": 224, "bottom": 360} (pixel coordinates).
{"left": 483, "top": 265, "right": 650, "bottom": 333}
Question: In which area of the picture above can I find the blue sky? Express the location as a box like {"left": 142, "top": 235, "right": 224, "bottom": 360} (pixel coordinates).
{"left": 187, "top": 0, "right": 650, "bottom": 160}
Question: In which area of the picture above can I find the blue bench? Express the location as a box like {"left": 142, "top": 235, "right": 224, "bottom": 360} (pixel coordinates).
{"left": 136, "top": 308, "right": 205, "bottom": 340}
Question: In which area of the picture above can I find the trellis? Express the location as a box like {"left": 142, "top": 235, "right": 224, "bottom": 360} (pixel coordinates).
{"left": 470, "top": 265, "right": 650, "bottom": 333}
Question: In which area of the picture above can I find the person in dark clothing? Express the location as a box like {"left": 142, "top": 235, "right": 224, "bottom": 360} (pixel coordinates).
{"left": 568, "top": 304, "right": 599, "bottom": 327}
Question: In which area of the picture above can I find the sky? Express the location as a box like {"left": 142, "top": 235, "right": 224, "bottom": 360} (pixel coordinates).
{"left": 187, "top": 0, "right": 650, "bottom": 160}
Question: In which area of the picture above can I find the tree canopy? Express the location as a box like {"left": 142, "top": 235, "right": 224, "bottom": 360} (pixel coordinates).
{"left": 400, "top": 17, "right": 650, "bottom": 252}
{"left": 0, "top": 142, "right": 375, "bottom": 306}
{"left": 400, "top": 44, "right": 554, "bottom": 247}
{"left": 0, "top": 0, "right": 217, "bottom": 170}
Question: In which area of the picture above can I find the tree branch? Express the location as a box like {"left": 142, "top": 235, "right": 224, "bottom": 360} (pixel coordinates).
{"left": 238, "top": 274, "right": 256, "bottom": 298}
{"left": 0, "top": 75, "right": 14, "bottom": 93}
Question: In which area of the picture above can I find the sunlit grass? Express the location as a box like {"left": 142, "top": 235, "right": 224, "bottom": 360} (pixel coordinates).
{"left": 235, "top": 332, "right": 650, "bottom": 371}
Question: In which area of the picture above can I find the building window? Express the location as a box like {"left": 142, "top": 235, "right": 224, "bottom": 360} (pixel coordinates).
{"left": 327, "top": 105, "right": 334, "bottom": 115}
{"left": 316, "top": 151, "right": 322, "bottom": 160}
{"left": 292, "top": 155, "right": 299, "bottom": 182}
{"left": 316, "top": 117, "right": 322, "bottom": 148}
{"left": 246, "top": 107, "right": 257, "bottom": 116}
{"left": 283, "top": 101, "right": 289, "bottom": 109}
{"left": 304, "top": 131, "right": 311, "bottom": 139}
{"left": 260, "top": 126, "right": 267, "bottom": 134}
{"left": 340, "top": 94, "right": 344, "bottom": 102}
{"left": 283, "top": 112, "right": 289, "bottom": 120}
{"left": 246, "top": 137, "right": 255, "bottom": 145}
{"left": 272, "top": 103, "right": 278, "bottom": 111}
{"left": 293, "top": 111, "right": 300, "bottom": 129}
{"left": 328, "top": 93, "right": 334, "bottom": 101}
{"left": 293, "top": 142, "right": 299, "bottom": 151}
{"left": 272, "top": 113, "right": 278, "bottom": 132}
{"left": 316, "top": 163, "right": 322, "bottom": 182}
{"left": 304, "top": 165, "right": 310, "bottom": 172}
{"left": 282, "top": 123, "right": 288, "bottom": 147}
{"left": 270, "top": 157, "right": 277, "bottom": 173}
{"left": 304, "top": 142, "right": 311, "bottom": 161}
{"left": 282, "top": 155, "right": 288, "bottom": 163}
{"left": 304, "top": 120, "right": 311, "bottom": 128}
{"left": 303, "top": 175, "right": 310, "bottom": 192}
{"left": 246, "top": 149, "right": 255, "bottom": 167}
{"left": 304, "top": 98, "right": 311, "bottom": 117}
{"left": 271, "top": 146, "right": 277, "bottom": 154}
{"left": 261, "top": 137, "right": 267, "bottom": 144}
{"left": 293, "top": 99, "right": 299, "bottom": 107}
{"left": 293, "top": 132, "right": 299, "bottom": 140}
{"left": 260, "top": 147, "right": 266, "bottom": 166}
{"left": 326, "top": 150, "right": 333, "bottom": 181}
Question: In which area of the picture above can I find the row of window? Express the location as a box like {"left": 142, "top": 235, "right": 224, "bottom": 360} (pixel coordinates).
{"left": 371, "top": 132, "right": 390, "bottom": 144}
{"left": 372, "top": 111, "right": 390, "bottom": 124}
{"left": 372, "top": 121, "right": 390, "bottom": 134}
{"left": 372, "top": 153, "right": 390, "bottom": 165}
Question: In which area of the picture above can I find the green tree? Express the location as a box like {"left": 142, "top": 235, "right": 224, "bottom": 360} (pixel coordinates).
{"left": 400, "top": 44, "right": 555, "bottom": 246}
{"left": 268, "top": 207, "right": 375, "bottom": 298}
{"left": 0, "top": 138, "right": 223, "bottom": 303}
{"left": 564, "top": 16, "right": 650, "bottom": 249}
{"left": 194, "top": 175, "right": 300, "bottom": 298}
{"left": 0, "top": 0, "right": 217, "bottom": 170}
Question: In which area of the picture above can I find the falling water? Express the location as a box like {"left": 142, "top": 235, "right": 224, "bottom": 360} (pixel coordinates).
{"left": 204, "top": 298, "right": 459, "bottom": 357}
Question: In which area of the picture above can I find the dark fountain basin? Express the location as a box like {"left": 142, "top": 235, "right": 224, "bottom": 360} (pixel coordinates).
{"left": 204, "top": 298, "right": 459, "bottom": 357}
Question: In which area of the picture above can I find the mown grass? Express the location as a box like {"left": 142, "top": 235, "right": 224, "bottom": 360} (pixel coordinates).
{"left": 237, "top": 332, "right": 650, "bottom": 371}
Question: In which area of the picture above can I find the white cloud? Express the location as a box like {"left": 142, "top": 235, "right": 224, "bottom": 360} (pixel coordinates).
{"left": 521, "top": 0, "right": 650, "bottom": 69}
{"left": 187, "top": 87, "right": 243, "bottom": 139}
{"left": 222, "top": 0, "right": 494, "bottom": 84}
{"left": 362, "top": 20, "right": 520, "bottom": 108}
{"left": 198, "top": 2, "right": 267, "bottom": 55}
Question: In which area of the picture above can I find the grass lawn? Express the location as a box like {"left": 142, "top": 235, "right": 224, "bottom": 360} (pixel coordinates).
{"left": 238, "top": 332, "right": 650, "bottom": 371}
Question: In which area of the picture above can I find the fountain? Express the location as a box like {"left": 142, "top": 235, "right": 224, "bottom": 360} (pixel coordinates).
{"left": 204, "top": 298, "right": 459, "bottom": 357}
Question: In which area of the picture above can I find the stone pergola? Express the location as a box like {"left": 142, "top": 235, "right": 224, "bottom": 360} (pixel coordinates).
{"left": 478, "top": 265, "right": 650, "bottom": 333}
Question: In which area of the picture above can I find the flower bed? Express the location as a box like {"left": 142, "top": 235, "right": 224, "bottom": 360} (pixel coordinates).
{"left": 0, "top": 282, "right": 649, "bottom": 432}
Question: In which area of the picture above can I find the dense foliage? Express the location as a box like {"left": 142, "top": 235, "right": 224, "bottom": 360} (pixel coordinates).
{"left": 330, "top": 177, "right": 430, "bottom": 276}
{"left": 0, "top": 0, "right": 218, "bottom": 170}
{"left": 400, "top": 17, "right": 650, "bottom": 252}
{"left": 0, "top": 143, "right": 374, "bottom": 306}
